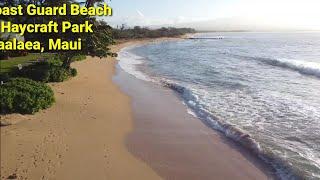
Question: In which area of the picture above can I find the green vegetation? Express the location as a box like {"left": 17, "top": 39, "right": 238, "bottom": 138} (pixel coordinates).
{"left": 0, "top": 53, "right": 81, "bottom": 83}
{"left": 46, "top": 66, "right": 71, "bottom": 82}
{"left": 71, "top": 55, "right": 86, "bottom": 62}
{"left": 70, "top": 68, "right": 77, "bottom": 77}
{"left": 113, "top": 26, "right": 196, "bottom": 39}
{"left": 1, "top": 0, "right": 115, "bottom": 68}
{"left": 0, "top": 0, "right": 107, "bottom": 115}
{"left": 0, "top": 0, "right": 194, "bottom": 115}
{"left": 0, "top": 53, "right": 52, "bottom": 73}
{"left": 0, "top": 53, "right": 86, "bottom": 75}
{"left": 11, "top": 61, "right": 77, "bottom": 82}
{"left": 0, "top": 32, "right": 9, "bottom": 60}
{"left": 0, "top": 78, "right": 55, "bottom": 114}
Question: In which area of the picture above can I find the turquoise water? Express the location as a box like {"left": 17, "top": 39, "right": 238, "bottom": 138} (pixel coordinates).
{"left": 118, "top": 32, "right": 320, "bottom": 179}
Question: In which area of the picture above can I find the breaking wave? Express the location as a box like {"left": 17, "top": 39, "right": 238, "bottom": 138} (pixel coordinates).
{"left": 117, "top": 45, "right": 310, "bottom": 180}
{"left": 117, "top": 46, "right": 153, "bottom": 82}
{"left": 260, "top": 58, "right": 320, "bottom": 78}
{"left": 162, "top": 81, "right": 305, "bottom": 180}
{"left": 238, "top": 55, "right": 320, "bottom": 78}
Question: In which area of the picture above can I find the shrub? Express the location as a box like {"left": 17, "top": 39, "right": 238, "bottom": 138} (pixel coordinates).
{"left": 48, "top": 66, "right": 70, "bottom": 82}
{"left": 48, "top": 55, "right": 63, "bottom": 66}
{"left": 12, "top": 61, "right": 51, "bottom": 82}
{"left": 71, "top": 55, "right": 86, "bottom": 62}
{"left": 70, "top": 68, "right": 77, "bottom": 77}
{"left": 0, "top": 78, "right": 55, "bottom": 114}
{"left": 11, "top": 62, "right": 77, "bottom": 82}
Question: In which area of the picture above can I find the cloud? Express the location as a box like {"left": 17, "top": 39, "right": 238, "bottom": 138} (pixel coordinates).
{"left": 103, "top": 0, "right": 320, "bottom": 30}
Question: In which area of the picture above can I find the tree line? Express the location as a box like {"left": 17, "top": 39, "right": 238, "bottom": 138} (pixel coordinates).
{"left": 1, "top": 1, "right": 195, "bottom": 61}
{"left": 113, "top": 25, "right": 195, "bottom": 39}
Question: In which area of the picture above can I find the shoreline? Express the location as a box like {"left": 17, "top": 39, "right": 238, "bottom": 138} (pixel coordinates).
{"left": 1, "top": 36, "right": 274, "bottom": 179}
{"left": 114, "top": 38, "right": 275, "bottom": 179}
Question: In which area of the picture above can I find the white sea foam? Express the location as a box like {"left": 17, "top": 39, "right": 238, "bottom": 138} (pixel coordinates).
{"left": 117, "top": 46, "right": 152, "bottom": 82}
{"left": 261, "top": 58, "right": 320, "bottom": 78}
{"left": 162, "top": 81, "right": 303, "bottom": 180}
{"left": 230, "top": 53, "right": 320, "bottom": 79}
{"left": 116, "top": 36, "right": 320, "bottom": 179}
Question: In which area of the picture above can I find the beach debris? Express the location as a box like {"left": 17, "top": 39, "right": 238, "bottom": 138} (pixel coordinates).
{"left": 17, "top": 64, "right": 23, "bottom": 70}
{"left": 7, "top": 173, "right": 17, "bottom": 179}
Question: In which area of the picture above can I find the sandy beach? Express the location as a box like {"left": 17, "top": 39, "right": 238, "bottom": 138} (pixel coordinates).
{"left": 0, "top": 42, "right": 162, "bottom": 180}
{"left": 1, "top": 38, "right": 274, "bottom": 179}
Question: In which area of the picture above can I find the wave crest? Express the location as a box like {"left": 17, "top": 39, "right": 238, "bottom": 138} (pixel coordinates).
{"left": 162, "top": 81, "right": 305, "bottom": 180}
{"left": 117, "top": 46, "right": 309, "bottom": 179}
{"left": 256, "top": 57, "right": 320, "bottom": 78}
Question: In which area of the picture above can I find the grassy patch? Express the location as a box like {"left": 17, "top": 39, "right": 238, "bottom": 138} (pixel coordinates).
{"left": 9, "top": 61, "right": 78, "bottom": 83}
{"left": 0, "top": 54, "right": 86, "bottom": 74}
{"left": 0, "top": 53, "right": 53, "bottom": 74}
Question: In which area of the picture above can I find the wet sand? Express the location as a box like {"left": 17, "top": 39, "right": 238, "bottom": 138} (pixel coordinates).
{"left": 114, "top": 40, "right": 275, "bottom": 180}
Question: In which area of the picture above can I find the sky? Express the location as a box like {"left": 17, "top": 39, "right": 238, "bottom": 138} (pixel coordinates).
{"left": 103, "top": 0, "right": 320, "bottom": 31}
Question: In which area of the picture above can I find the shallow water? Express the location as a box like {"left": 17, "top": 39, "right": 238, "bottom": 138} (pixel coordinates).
{"left": 118, "top": 32, "right": 320, "bottom": 179}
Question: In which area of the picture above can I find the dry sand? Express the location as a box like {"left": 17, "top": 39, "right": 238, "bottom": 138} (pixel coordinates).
{"left": 0, "top": 42, "right": 162, "bottom": 180}
{"left": 1, "top": 37, "right": 274, "bottom": 180}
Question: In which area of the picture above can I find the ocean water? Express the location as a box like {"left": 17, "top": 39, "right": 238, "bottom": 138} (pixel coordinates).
{"left": 117, "top": 32, "right": 320, "bottom": 179}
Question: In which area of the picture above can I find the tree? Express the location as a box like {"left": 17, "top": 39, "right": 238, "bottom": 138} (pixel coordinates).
{"left": 1, "top": 0, "right": 115, "bottom": 67}
{"left": 85, "top": 0, "right": 105, "bottom": 7}
{"left": 112, "top": 26, "right": 196, "bottom": 39}
{"left": 0, "top": 35, "right": 9, "bottom": 60}
{"left": 46, "top": 0, "right": 115, "bottom": 68}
